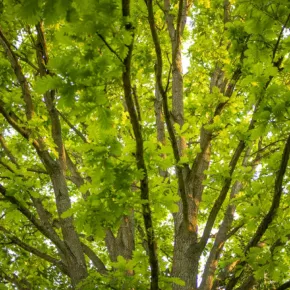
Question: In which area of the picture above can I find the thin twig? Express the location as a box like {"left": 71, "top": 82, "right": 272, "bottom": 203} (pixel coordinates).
{"left": 97, "top": 33, "right": 123, "bottom": 63}
{"left": 57, "top": 109, "right": 87, "bottom": 143}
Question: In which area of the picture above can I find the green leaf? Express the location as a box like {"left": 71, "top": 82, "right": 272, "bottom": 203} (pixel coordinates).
{"left": 34, "top": 76, "right": 63, "bottom": 94}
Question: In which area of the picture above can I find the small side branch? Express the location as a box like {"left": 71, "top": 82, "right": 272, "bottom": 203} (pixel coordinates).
{"left": 0, "top": 268, "right": 31, "bottom": 290}
{"left": 0, "top": 225, "right": 68, "bottom": 275}
{"left": 0, "top": 27, "right": 34, "bottom": 120}
{"left": 57, "top": 109, "right": 87, "bottom": 143}
{"left": 244, "top": 133, "right": 290, "bottom": 252}
{"left": 0, "top": 184, "right": 67, "bottom": 255}
{"left": 0, "top": 134, "right": 19, "bottom": 167}
{"left": 272, "top": 13, "right": 290, "bottom": 62}
{"left": 97, "top": 33, "right": 123, "bottom": 63}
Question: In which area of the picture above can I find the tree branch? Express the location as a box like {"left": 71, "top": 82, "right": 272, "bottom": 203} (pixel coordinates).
{"left": 122, "top": 1, "right": 159, "bottom": 288}
{"left": 0, "top": 100, "right": 56, "bottom": 169}
{"left": 0, "top": 225, "right": 68, "bottom": 275}
{"left": 0, "top": 268, "right": 31, "bottom": 290}
{"left": 0, "top": 184, "right": 67, "bottom": 255}
{"left": 132, "top": 86, "right": 142, "bottom": 122}
{"left": 0, "top": 134, "right": 19, "bottom": 167}
{"left": 226, "top": 133, "right": 290, "bottom": 290}
{"left": 198, "top": 97, "right": 262, "bottom": 254}
{"left": 96, "top": 32, "right": 123, "bottom": 63}
{"left": 81, "top": 242, "right": 108, "bottom": 274}
{"left": 0, "top": 27, "right": 34, "bottom": 120}
{"left": 57, "top": 109, "right": 87, "bottom": 143}
{"left": 272, "top": 13, "right": 290, "bottom": 62}
{"left": 276, "top": 280, "right": 290, "bottom": 290}
{"left": 146, "top": 0, "right": 190, "bottom": 233}
{"left": 244, "top": 133, "right": 290, "bottom": 252}
{"left": 35, "top": 21, "right": 88, "bottom": 284}
{"left": 163, "top": 0, "right": 175, "bottom": 40}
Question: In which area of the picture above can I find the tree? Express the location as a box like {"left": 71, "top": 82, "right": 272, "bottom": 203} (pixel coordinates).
{"left": 0, "top": 0, "right": 290, "bottom": 289}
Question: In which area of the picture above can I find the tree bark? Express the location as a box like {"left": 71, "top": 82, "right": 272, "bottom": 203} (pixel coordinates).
{"left": 34, "top": 22, "right": 88, "bottom": 287}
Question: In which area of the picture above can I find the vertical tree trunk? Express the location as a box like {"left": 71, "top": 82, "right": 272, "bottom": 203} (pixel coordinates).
{"left": 172, "top": 221, "right": 199, "bottom": 290}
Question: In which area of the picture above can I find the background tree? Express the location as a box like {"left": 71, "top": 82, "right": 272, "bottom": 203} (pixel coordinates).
{"left": 0, "top": 0, "right": 290, "bottom": 289}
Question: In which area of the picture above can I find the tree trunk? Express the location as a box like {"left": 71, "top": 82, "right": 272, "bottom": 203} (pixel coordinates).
{"left": 172, "top": 219, "right": 199, "bottom": 290}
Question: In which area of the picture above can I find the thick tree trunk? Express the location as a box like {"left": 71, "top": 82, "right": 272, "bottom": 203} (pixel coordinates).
{"left": 50, "top": 168, "right": 88, "bottom": 287}
{"left": 172, "top": 220, "right": 199, "bottom": 290}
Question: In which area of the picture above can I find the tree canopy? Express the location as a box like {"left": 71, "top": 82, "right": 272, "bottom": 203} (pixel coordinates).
{"left": 0, "top": 0, "right": 290, "bottom": 289}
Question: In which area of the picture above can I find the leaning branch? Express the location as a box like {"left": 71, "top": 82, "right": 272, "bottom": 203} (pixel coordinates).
{"left": 0, "top": 184, "right": 67, "bottom": 255}
{"left": 81, "top": 242, "right": 108, "bottom": 274}
{"left": 0, "top": 225, "right": 68, "bottom": 275}
{"left": 0, "top": 134, "right": 18, "bottom": 166}
{"left": 35, "top": 21, "right": 88, "bottom": 283}
{"left": 272, "top": 13, "right": 290, "bottom": 62}
{"left": 276, "top": 280, "right": 290, "bottom": 290}
{"left": 97, "top": 33, "right": 123, "bottom": 63}
{"left": 244, "top": 133, "right": 290, "bottom": 252}
{"left": 57, "top": 109, "right": 87, "bottom": 143}
{"left": 226, "top": 134, "right": 290, "bottom": 290}
{"left": 198, "top": 139, "right": 245, "bottom": 252}
{"left": 198, "top": 95, "right": 263, "bottom": 253}
{"left": 0, "top": 27, "right": 34, "bottom": 120}
{"left": 0, "top": 100, "right": 56, "bottom": 169}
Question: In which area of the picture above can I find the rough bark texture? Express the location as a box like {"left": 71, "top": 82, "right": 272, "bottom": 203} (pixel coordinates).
{"left": 35, "top": 22, "right": 88, "bottom": 287}
{"left": 164, "top": 0, "right": 187, "bottom": 154}
{"left": 171, "top": 222, "right": 199, "bottom": 290}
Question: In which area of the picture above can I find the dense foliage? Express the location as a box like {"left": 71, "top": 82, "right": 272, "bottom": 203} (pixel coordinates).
{"left": 0, "top": 0, "right": 290, "bottom": 289}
